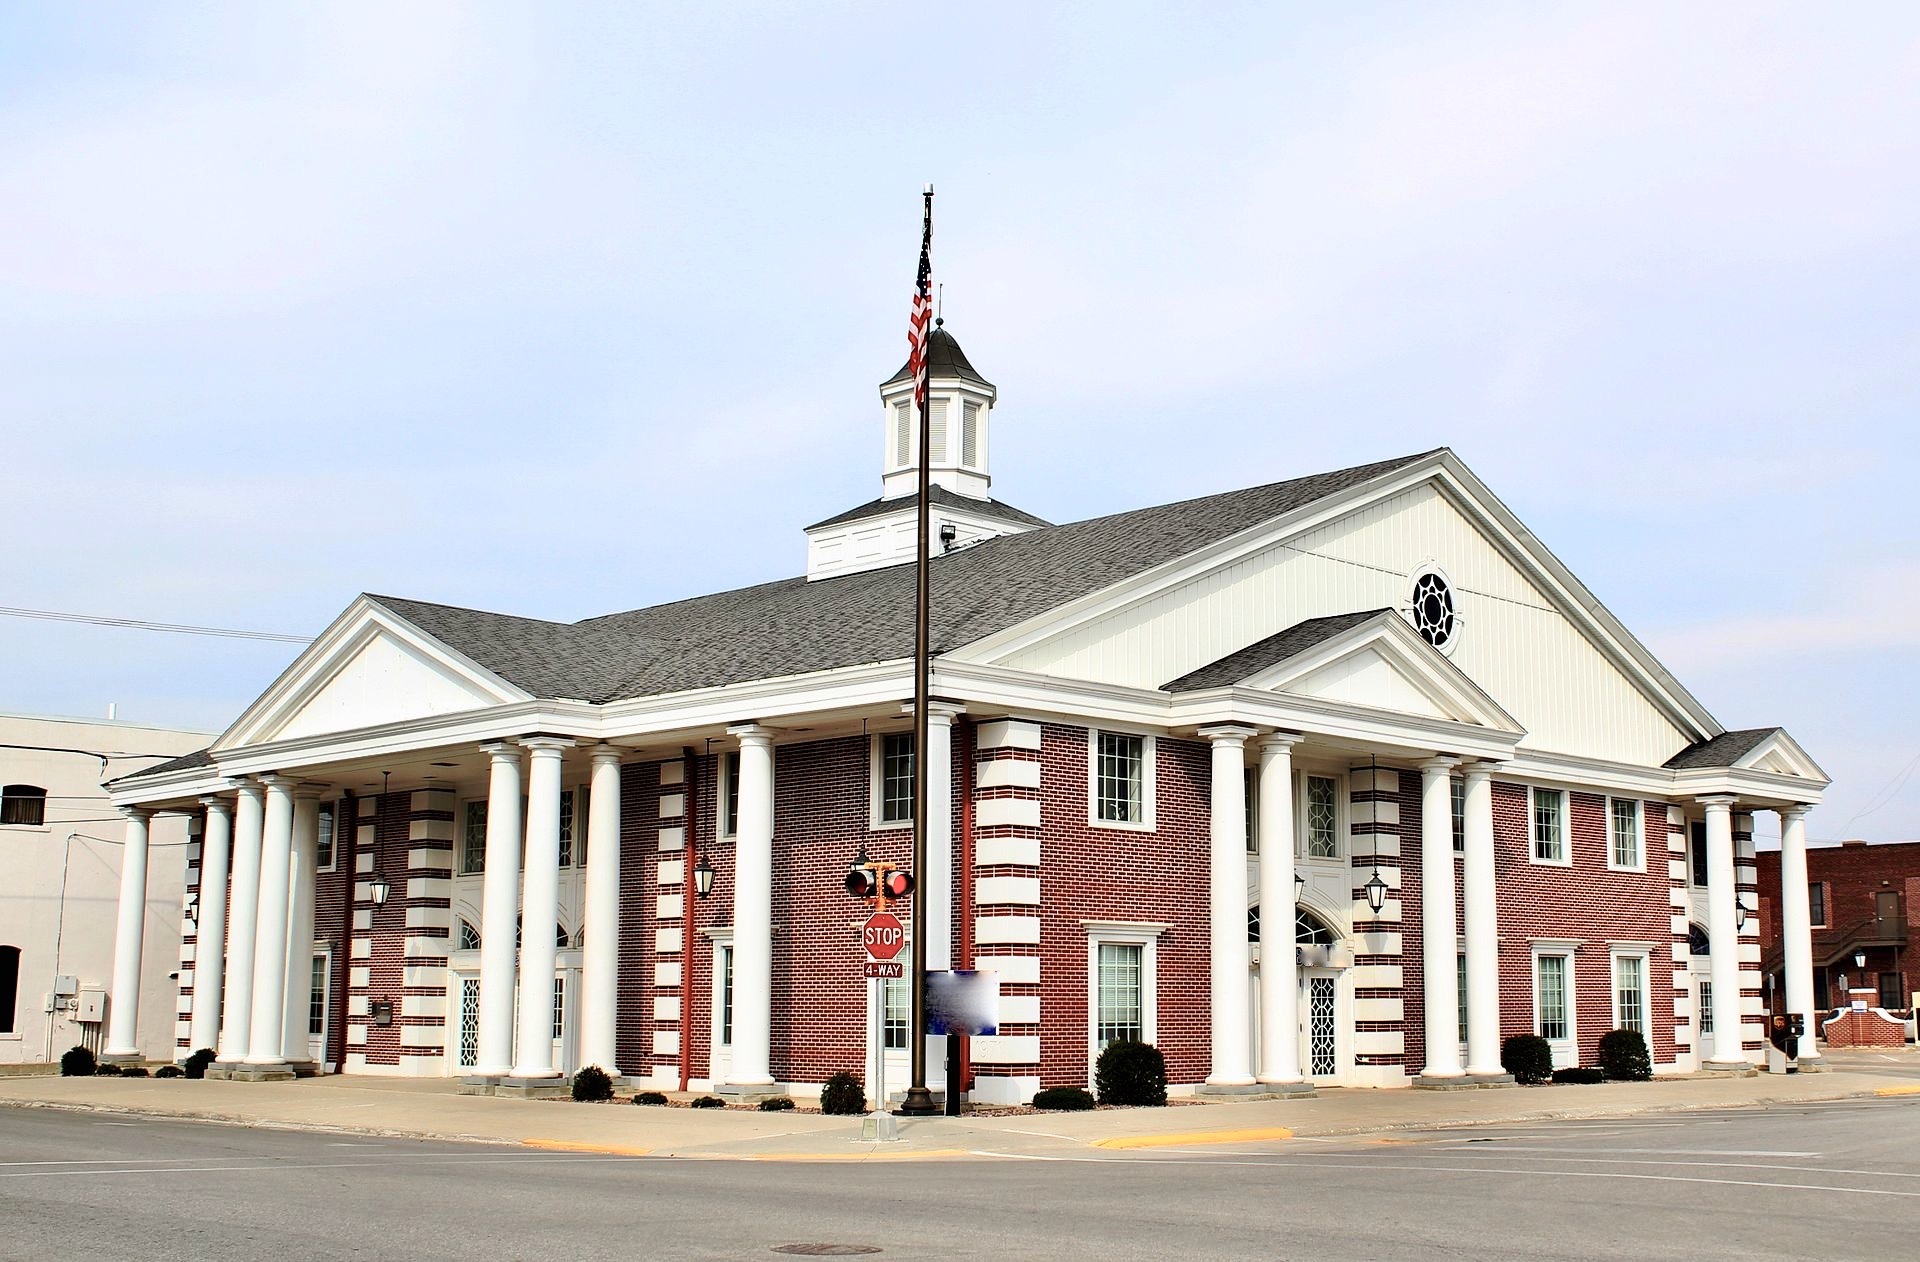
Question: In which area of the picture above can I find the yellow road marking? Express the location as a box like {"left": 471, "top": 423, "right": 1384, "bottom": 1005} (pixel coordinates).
{"left": 1874, "top": 1085, "right": 1920, "bottom": 1097}
{"left": 1092, "top": 1126, "right": 1294, "bottom": 1150}
{"left": 720, "top": 1149, "right": 972, "bottom": 1163}
{"left": 523, "top": 1139, "right": 653, "bottom": 1156}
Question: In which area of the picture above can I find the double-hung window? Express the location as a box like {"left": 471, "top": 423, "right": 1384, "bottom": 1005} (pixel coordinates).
{"left": 1809, "top": 881, "right": 1826, "bottom": 927}
{"left": 1091, "top": 731, "right": 1151, "bottom": 827}
{"left": 1608, "top": 798, "right": 1642, "bottom": 871}
{"left": 1613, "top": 952, "right": 1646, "bottom": 1034}
{"left": 1531, "top": 788, "right": 1567, "bottom": 864}
{"left": 875, "top": 733, "right": 915, "bottom": 827}
{"left": 1534, "top": 950, "right": 1576, "bottom": 1064}
{"left": 1304, "top": 775, "right": 1339, "bottom": 859}
{"left": 316, "top": 804, "right": 336, "bottom": 871}
{"left": 1450, "top": 776, "right": 1466, "bottom": 854}
{"left": 720, "top": 752, "right": 740, "bottom": 839}
{"left": 1096, "top": 944, "right": 1144, "bottom": 1045}
{"left": 883, "top": 973, "right": 911, "bottom": 1050}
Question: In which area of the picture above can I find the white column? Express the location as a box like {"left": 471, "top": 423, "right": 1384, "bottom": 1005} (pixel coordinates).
{"left": 476, "top": 742, "right": 524, "bottom": 1077}
{"left": 246, "top": 774, "right": 297, "bottom": 1064}
{"left": 1701, "top": 795, "right": 1747, "bottom": 1066}
{"left": 1419, "top": 758, "right": 1464, "bottom": 1079}
{"left": 513, "top": 737, "right": 574, "bottom": 1078}
{"left": 728, "top": 723, "right": 776, "bottom": 1087}
{"left": 188, "top": 797, "right": 233, "bottom": 1056}
{"left": 1778, "top": 805, "right": 1821, "bottom": 1063}
{"left": 218, "top": 781, "right": 266, "bottom": 1063}
{"left": 580, "top": 744, "right": 623, "bottom": 1075}
{"left": 924, "top": 706, "right": 959, "bottom": 971}
{"left": 281, "top": 787, "right": 323, "bottom": 1064}
{"left": 1462, "top": 764, "right": 1503, "bottom": 1077}
{"left": 1256, "top": 734, "right": 1304, "bottom": 1086}
{"left": 1201, "top": 725, "right": 1257, "bottom": 1088}
{"left": 104, "top": 807, "right": 152, "bottom": 1058}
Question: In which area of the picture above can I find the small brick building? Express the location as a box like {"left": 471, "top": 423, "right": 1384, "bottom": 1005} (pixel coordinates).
{"left": 1756, "top": 839, "right": 1916, "bottom": 1038}
{"left": 106, "top": 326, "right": 1835, "bottom": 1100}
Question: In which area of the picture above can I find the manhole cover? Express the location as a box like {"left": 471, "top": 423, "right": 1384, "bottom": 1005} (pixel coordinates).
{"left": 771, "top": 1247, "right": 882, "bottom": 1257}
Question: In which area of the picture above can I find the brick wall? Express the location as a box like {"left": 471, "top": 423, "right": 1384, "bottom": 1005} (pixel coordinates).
{"left": 1756, "top": 839, "right": 1920, "bottom": 1013}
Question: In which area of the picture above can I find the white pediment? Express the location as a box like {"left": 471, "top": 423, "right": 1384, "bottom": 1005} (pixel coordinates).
{"left": 1245, "top": 614, "right": 1523, "bottom": 732}
{"left": 217, "top": 598, "right": 529, "bottom": 751}
{"left": 1734, "top": 730, "right": 1828, "bottom": 781}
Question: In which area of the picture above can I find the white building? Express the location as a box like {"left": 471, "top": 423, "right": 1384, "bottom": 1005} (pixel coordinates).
{"left": 1, "top": 712, "right": 210, "bottom": 1066}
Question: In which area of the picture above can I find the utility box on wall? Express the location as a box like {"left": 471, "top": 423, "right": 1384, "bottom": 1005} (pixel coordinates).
{"left": 75, "top": 990, "right": 107, "bottom": 1023}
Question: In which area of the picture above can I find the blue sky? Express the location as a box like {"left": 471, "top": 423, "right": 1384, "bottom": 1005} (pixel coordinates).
{"left": 2, "top": 4, "right": 1914, "bottom": 842}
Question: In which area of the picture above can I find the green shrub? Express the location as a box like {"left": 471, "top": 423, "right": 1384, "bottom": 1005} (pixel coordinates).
{"left": 1501, "top": 1035, "right": 1554, "bottom": 1085}
{"left": 1597, "top": 1028, "right": 1652, "bottom": 1081}
{"left": 93, "top": 1062, "right": 124, "bottom": 1077}
{"left": 1551, "top": 1066, "right": 1605, "bottom": 1085}
{"left": 758, "top": 1096, "right": 795, "bottom": 1112}
{"left": 183, "top": 1048, "right": 217, "bottom": 1080}
{"left": 60, "top": 1046, "right": 97, "bottom": 1077}
{"left": 1094, "top": 1040, "right": 1168, "bottom": 1107}
{"left": 819, "top": 1071, "right": 866, "bottom": 1116}
{"left": 571, "top": 1065, "right": 614, "bottom": 1103}
{"left": 155, "top": 1065, "right": 184, "bottom": 1079}
{"left": 690, "top": 1095, "right": 726, "bottom": 1109}
{"left": 121, "top": 1066, "right": 150, "bottom": 1078}
{"left": 1032, "top": 1086, "right": 1096, "bottom": 1111}
{"left": 632, "top": 1091, "right": 668, "bottom": 1106}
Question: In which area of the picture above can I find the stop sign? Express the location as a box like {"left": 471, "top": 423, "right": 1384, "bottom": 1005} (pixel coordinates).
{"left": 863, "top": 911, "right": 906, "bottom": 961}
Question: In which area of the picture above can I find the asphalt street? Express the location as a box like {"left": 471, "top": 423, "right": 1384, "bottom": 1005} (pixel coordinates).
{"left": 3, "top": 1098, "right": 1916, "bottom": 1260}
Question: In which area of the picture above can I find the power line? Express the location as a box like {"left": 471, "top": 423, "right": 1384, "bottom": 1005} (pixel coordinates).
{"left": 0, "top": 605, "right": 313, "bottom": 644}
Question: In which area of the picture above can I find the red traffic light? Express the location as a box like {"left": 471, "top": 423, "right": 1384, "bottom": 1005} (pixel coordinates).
{"left": 845, "top": 865, "right": 877, "bottom": 899}
{"left": 880, "top": 870, "right": 914, "bottom": 900}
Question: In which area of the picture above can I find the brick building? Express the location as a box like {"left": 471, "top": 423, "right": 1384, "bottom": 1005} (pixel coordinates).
{"left": 106, "top": 327, "right": 1833, "bottom": 1099}
{"left": 1756, "top": 839, "right": 1916, "bottom": 1026}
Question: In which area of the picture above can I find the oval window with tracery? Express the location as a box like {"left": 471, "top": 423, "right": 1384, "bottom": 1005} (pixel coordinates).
{"left": 1410, "top": 569, "right": 1458, "bottom": 651}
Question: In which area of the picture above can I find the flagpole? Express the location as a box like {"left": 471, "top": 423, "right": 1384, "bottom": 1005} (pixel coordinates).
{"left": 900, "top": 183, "right": 939, "bottom": 1117}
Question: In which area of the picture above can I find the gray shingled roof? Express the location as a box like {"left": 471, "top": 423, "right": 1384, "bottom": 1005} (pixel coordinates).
{"left": 362, "top": 449, "right": 1437, "bottom": 705}
{"left": 1664, "top": 727, "right": 1782, "bottom": 769}
{"left": 108, "top": 745, "right": 215, "bottom": 784}
{"left": 1162, "top": 610, "right": 1391, "bottom": 692}
{"left": 883, "top": 326, "right": 991, "bottom": 388}
{"left": 806, "top": 485, "right": 1054, "bottom": 532}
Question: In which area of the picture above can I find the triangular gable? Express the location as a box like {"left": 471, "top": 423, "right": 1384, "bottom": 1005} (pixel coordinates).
{"left": 1734, "top": 730, "right": 1828, "bottom": 781}
{"left": 1240, "top": 613, "right": 1522, "bottom": 731}
{"left": 216, "top": 596, "right": 531, "bottom": 752}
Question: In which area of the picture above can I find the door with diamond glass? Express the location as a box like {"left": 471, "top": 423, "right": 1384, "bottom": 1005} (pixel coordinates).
{"left": 453, "top": 971, "right": 481, "bottom": 1072}
{"left": 1298, "top": 969, "right": 1347, "bottom": 1082}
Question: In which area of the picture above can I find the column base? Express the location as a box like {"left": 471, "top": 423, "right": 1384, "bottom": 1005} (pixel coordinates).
{"left": 100, "top": 1052, "right": 145, "bottom": 1067}
{"left": 1700, "top": 1060, "right": 1760, "bottom": 1078}
{"left": 458, "top": 1075, "right": 502, "bottom": 1096}
{"left": 1254, "top": 1079, "right": 1317, "bottom": 1098}
{"left": 1194, "top": 1081, "right": 1269, "bottom": 1099}
{"left": 494, "top": 1075, "right": 572, "bottom": 1099}
{"left": 282, "top": 1059, "right": 321, "bottom": 1079}
{"left": 1794, "top": 1055, "right": 1830, "bottom": 1073}
{"left": 224, "top": 1061, "right": 298, "bottom": 1082}
{"left": 716, "top": 1081, "right": 786, "bottom": 1105}
{"left": 1416, "top": 1072, "right": 1512, "bottom": 1090}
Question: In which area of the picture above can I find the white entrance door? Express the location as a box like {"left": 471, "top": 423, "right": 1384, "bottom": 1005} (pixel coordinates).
{"left": 1300, "top": 970, "right": 1343, "bottom": 1081}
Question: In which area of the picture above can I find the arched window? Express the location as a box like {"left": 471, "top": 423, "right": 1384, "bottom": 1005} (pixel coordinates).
{"left": 1, "top": 785, "right": 46, "bottom": 827}
{"left": 513, "top": 915, "right": 570, "bottom": 948}
{"left": 1688, "top": 923, "right": 1710, "bottom": 956}
{"left": 457, "top": 921, "right": 481, "bottom": 951}
{"left": 0, "top": 945, "right": 19, "bottom": 1034}
{"left": 1246, "top": 906, "right": 1341, "bottom": 945}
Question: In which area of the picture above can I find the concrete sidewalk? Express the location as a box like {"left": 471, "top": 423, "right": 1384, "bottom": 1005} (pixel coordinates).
{"left": 4, "top": 1053, "right": 1917, "bottom": 1162}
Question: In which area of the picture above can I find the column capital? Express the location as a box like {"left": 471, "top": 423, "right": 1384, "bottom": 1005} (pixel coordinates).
{"left": 479, "top": 740, "right": 525, "bottom": 760}
{"left": 118, "top": 804, "right": 151, "bottom": 821}
{"left": 234, "top": 777, "right": 267, "bottom": 800}
{"left": 926, "top": 701, "right": 966, "bottom": 724}
{"left": 1197, "top": 723, "right": 1260, "bottom": 746}
{"left": 199, "top": 794, "right": 233, "bottom": 816}
{"left": 1460, "top": 760, "right": 1499, "bottom": 783}
{"left": 727, "top": 722, "right": 775, "bottom": 746}
{"left": 587, "top": 743, "right": 623, "bottom": 764}
{"left": 1696, "top": 793, "right": 1739, "bottom": 809}
{"left": 292, "top": 782, "right": 330, "bottom": 802}
{"left": 257, "top": 772, "right": 300, "bottom": 790}
{"left": 1778, "top": 803, "right": 1812, "bottom": 822}
{"left": 1257, "top": 731, "right": 1304, "bottom": 755}
{"left": 517, "top": 734, "right": 577, "bottom": 754}
{"left": 1419, "top": 755, "right": 1463, "bottom": 773}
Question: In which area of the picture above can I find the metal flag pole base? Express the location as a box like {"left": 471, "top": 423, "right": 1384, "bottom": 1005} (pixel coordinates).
{"left": 862, "top": 1109, "right": 901, "bottom": 1142}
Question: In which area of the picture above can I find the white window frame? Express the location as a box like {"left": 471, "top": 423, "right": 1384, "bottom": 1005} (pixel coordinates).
{"left": 1086, "top": 729, "right": 1156, "bottom": 832}
{"left": 1809, "top": 880, "right": 1827, "bottom": 929}
{"left": 1530, "top": 786, "right": 1570, "bottom": 866}
{"left": 1296, "top": 768, "right": 1346, "bottom": 864}
{"left": 1530, "top": 940, "right": 1581, "bottom": 1067}
{"left": 1450, "top": 775, "right": 1466, "bottom": 855}
{"left": 707, "top": 928, "right": 736, "bottom": 1053}
{"left": 1606, "top": 797, "right": 1643, "bottom": 872}
{"left": 0, "top": 784, "right": 49, "bottom": 831}
{"left": 868, "top": 730, "right": 916, "bottom": 831}
{"left": 717, "top": 751, "right": 740, "bottom": 842}
{"left": 459, "top": 799, "right": 487, "bottom": 876}
{"left": 316, "top": 801, "right": 338, "bottom": 874}
{"left": 1610, "top": 945, "right": 1651, "bottom": 1036}
{"left": 1082, "top": 921, "right": 1165, "bottom": 1083}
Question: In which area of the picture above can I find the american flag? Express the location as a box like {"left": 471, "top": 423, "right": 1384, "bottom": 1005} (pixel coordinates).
{"left": 906, "top": 188, "right": 933, "bottom": 409}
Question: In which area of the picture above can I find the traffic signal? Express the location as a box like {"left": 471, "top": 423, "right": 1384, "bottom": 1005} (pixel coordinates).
{"left": 845, "top": 864, "right": 877, "bottom": 899}
{"left": 880, "top": 869, "right": 914, "bottom": 900}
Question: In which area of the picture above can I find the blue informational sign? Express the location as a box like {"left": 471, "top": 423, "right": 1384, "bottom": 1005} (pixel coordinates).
{"left": 925, "top": 969, "right": 1000, "bottom": 1036}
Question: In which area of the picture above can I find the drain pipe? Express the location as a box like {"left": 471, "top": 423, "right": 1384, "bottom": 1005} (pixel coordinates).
{"left": 678, "top": 747, "right": 698, "bottom": 1094}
